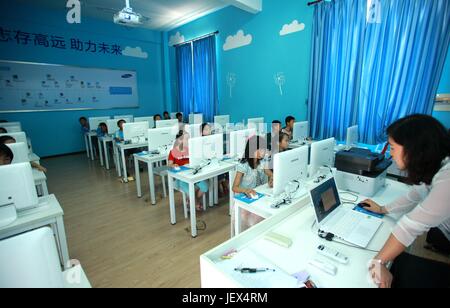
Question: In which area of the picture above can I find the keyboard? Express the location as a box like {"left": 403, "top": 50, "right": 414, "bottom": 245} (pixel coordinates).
{"left": 327, "top": 210, "right": 363, "bottom": 239}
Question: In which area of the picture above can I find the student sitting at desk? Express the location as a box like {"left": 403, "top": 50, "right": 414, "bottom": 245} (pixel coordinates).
{"left": 282, "top": 116, "right": 295, "bottom": 140}
{"left": 267, "top": 120, "right": 281, "bottom": 151}
{"left": 96, "top": 122, "right": 108, "bottom": 138}
{"left": 277, "top": 132, "right": 290, "bottom": 154}
{"left": 232, "top": 136, "right": 273, "bottom": 231}
{"left": 201, "top": 123, "right": 212, "bottom": 136}
{"left": 362, "top": 115, "right": 450, "bottom": 288}
{"left": 163, "top": 111, "right": 171, "bottom": 120}
{"left": 154, "top": 114, "right": 162, "bottom": 123}
{"left": 0, "top": 127, "right": 7, "bottom": 134}
{"left": 168, "top": 130, "right": 209, "bottom": 212}
{"left": 177, "top": 112, "right": 185, "bottom": 131}
{"left": 115, "top": 120, "right": 126, "bottom": 142}
{"left": 79, "top": 117, "right": 90, "bottom": 133}
{"left": 0, "top": 136, "right": 16, "bottom": 145}
{"left": 0, "top": 136, "right": 47, "bottom": 173}
{"left": 0, "top": 144, "right": 13, "bottom": 165}
{"left": 201, "top": 123, "right": 230, "bottom": 196}
{"left": 266, "top": 133, "right": 291, "bottom": 170}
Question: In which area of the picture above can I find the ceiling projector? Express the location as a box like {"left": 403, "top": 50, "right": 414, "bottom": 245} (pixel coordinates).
{"left": 113, "top": 7, "right": 143, "bottom": 26}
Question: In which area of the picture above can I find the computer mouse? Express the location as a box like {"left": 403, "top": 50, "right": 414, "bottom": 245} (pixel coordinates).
{"left": 250, "top": 194, "right": 259, "bottom": 200}
{"left": 358, "top": 202, "right": 371, "bottom": 208}
{"left": 174, "top": 166, "right": 181, "bottom": 171}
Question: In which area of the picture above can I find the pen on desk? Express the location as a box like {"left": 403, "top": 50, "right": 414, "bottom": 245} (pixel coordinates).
{"left": 234, "top": 268, "right": 276, "bottom": 273}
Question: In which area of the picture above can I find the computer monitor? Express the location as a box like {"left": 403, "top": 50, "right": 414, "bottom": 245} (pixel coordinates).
{"left": 225, "top": 123, "right": 235, "bottom": 133}
{"left": 0, "top": 163, "right": 39, "bottom": 211}
{"left": 0, "top": 132, "right": 28, "bottom": 145}
{"left": 123, "top": 122, "right": 149, "bottom": 143}
{"left": 214, "top": 115, "right": 230, "bottom": 132}
{"left": 0, "top": 123, "right": 22, "bottom": 133}
{"left": 188, "top": 134, "right": 224, "bottom": 168}
{"left": 346, "top": 125, "right": 359, "bottom": 147}
{"left": 1, "top": 121, "right": 21, "bottom": 128}
{"left": 310, "top": 137, "right": 336, "bottom": 177}
{"left": 106, "top": 119, "right": 120, "bottom": 136}
{"left": 147, "top": 127, "right": 177, "bottom": 153}
{"left": 114, "top": 115, "right": 134, "bottom": 122}
{"left": 134, "top": 117, "right": 155, "bottom": 129}
{"left": 273, "top": 146, "right": 309, "bottom": 196}
{"left": 210, "top": 122, "right": 224, "bottom": 134}
{"left": 184, "top": 123, "right": 202, "bottom": 139}
{"left": 189, "top": 113, "right": 203, "bottom": 124}
{"left": 0, "top": 227, "right": 64, "bottom": 288}
{"left": 229, "top": 128, "right": 256, "bottom": 158}
{"left": 247, "top": 117, "right": 266, "bottom": 135}
{"left": 156, "top": 119, "right": 179, "bottom": 129}
{"left": 88, "top": 117, "right": 110, "bottom": 132}
{"left": 293, "top": 121, "right": 309, "bottom": 142}
{"left": 6, "top": 142, "right": 30, "bottom": 164}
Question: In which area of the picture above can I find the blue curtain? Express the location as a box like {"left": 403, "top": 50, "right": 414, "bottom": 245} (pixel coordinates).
{"left": 309, "top": 0, "right": 450, "bottom": 144}
{"left": 175, "top": 35, "right": 218, "bottom": 123}
{"left": 308, "top": 0, "right": 366, "bottom": 141}
{"left": 176, "top": 43, "right": 194, "bottom": 117}
{"left": 193, "top": 36, "right": 218, "bottom": 123}
{"left": 359, "top": 0, "right": 450, "bottom": 143}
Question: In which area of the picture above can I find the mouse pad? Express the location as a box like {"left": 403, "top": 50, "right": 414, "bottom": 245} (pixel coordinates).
{"left": 169, "top": 166, "right": 191, "bottom": 173}
{"left": 353, "top": 205, "right": 384, "bottom": 219}
{"left": 234, "top": 192, "right": 265, "bottom": 204}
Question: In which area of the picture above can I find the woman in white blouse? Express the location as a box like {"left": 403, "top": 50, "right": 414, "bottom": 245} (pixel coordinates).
{"left": 362, "top": 115, "right": 450, "bottom": 288}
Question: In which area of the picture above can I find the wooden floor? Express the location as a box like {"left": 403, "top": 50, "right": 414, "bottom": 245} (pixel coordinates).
{"left": 44, "top": 153, "right": 231, "bottom": 288}
{"left": 43, "top": 153, "right": 449, "bottom": 288}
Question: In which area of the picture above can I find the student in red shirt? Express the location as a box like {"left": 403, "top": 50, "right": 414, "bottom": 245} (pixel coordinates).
{"left": 168, "top": 130, "right": 209, "bottom": 211}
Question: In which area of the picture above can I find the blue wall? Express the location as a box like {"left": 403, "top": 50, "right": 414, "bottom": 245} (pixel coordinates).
{"left": 166, "top": 0, "right": 314, "bottom": 125}
{"left": 0, "top": 2, "right": 166, "bottom": 157}
{"left": 433, "top": 47, "right": 450, "bottom": 128}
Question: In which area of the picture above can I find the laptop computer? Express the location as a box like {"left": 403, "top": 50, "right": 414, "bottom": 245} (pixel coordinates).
{"left": 309, "top": 177, "right": 383, "bottom": 248}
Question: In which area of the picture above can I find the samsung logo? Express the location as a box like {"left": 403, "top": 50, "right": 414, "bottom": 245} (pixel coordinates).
{"left": 322, "top": 147, "right": 329, "bottom": 151}
{"left": 291, "top": 158, "right": 299, "bottom": 163}
{"left": 121, "top": 74, "right": 133, "bottom": 79}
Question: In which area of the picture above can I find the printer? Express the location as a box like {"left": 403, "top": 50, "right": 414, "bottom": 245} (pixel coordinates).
{"left": 334, "top": 148, "right": 392, "bottom": 197}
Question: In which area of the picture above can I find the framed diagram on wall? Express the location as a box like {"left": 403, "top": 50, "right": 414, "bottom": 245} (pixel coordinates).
{"left": 434, "top": 94, "right": 450, "bottom": 112}
{"left": 0, "top": 60, "right": 139, "bottom": 113}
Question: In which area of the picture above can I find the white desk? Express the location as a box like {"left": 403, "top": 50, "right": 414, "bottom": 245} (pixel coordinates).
{"left": 134, "top": 152, "right": 168, "bottom": 205}
{"left": 0, "top": 194, "right": 70, "bottom": 269}
{"left": 115, "top": 141, "right": 148, "bottom": 182}
{"left": 63, "top": 265, "right": 92, "bottom": 288}
{"left": 84, "top": 132, "right": 97, "bottom": 161}
{"left": 233, "top": 184, "right": 309, "bottom": 236}
{"left": 201, "top": 179, "right": 410, "bottom": 288}
{"left": 168, "top": 160, "right": 237, "bottom": 238}
{"left": 32, "top": 168, "right": 48, "bottom": 196}
{"left": 98, "top": 135, "right": 114, "bottom": 170}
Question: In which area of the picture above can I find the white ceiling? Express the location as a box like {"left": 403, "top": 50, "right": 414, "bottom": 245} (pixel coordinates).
{"left": 17, "top": 0, "right": 230, "bottom": 31}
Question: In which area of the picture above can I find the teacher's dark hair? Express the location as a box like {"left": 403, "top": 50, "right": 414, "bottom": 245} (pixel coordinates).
{"left": 387, "top": 114, "right": 450, "bottom": 185}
